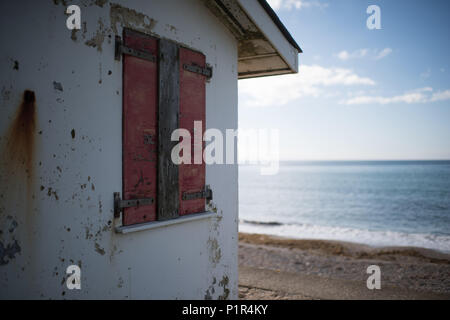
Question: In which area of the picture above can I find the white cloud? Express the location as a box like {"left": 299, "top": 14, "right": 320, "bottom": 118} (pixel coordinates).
{"left": 430, "top": 90, "right": 450, "bottom": 102}
{"left": 336, "top": 48, "right": 392, "bottom": 61}
{"left": 375, "top": 48, "right": 393, "bottom": 60}
{"left": 341, "top": 87, "right": 450, "bottom": 105}
{"left": 267, "top": 0, "right": 283, "bottom": 10}
{"left": 267, "top": 0, "right": 328, "bottom": 11}
{"left": 239, "top": 64, "right": 375, "bottom": 107}
{"left": 336, "top": 49, "right": 368, "bottom": 61}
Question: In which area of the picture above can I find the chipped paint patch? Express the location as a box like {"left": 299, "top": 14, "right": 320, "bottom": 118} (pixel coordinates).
{"left": 53, "top": 81, "right": 64, "bottom": 92}
{"left": 207, "top": 237, "right": 221, "bottom": 265}
{"left": 53, "top": 0, "right": 68, "bottom": 6}
{"left": 95, "top": 0, "right": 108, "bottom": 7}
{"left": 0, "top": 240, "right": 21, "bottom": 265}
{"left": 85, "top": 18, "right": 107, "bottom": 52}
{"left": 95, "top": 242, "right": 105, "bottom": 255}
{"left": 71, "top": 29, "right": 79, "bottom": 42}
{"left": 110, "top": 3, "right": 157, "bottom": 35}
{"left": 7, "top": 216, "right": 19, "bottom": 233}
{"left": 204, "top": 276, "right": 216, "bottom": 300}
{"left": 218, "top": 275, "right": 230, "bottom": 300}
{"left": 207, "top": 201, "right": 218, "bottom": 214}
{"left": 54, "top": 0, "right": 108, "bottom": 8}
{"left": 117, "top": 276, "right": 124, "bottom": 288}
{"left": 0, "top": 215, "right": 21, "bottom": 265}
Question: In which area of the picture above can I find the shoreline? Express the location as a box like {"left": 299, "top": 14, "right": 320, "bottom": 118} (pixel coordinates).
{"left": 238, "top": 232, "right": 450, "bottom": 299}
{"left": 239, "top": 221, "right": 450, "bottom": 255}
{"left": 238, "top": 232, "right": 450, "bottom": 263}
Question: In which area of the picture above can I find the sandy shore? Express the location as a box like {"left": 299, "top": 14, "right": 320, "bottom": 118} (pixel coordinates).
{"left": 238, "top": 232, "right": 450, "bottom": 300}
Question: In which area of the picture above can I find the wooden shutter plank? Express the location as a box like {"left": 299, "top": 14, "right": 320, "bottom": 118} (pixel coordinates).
{"left": 157, "top": 39, "right": 180, "bottom": 221}
{"left": 179, "top": 47, "right": 206, "bottom": 216}
{"left": 122, "top": 29, "right": 158, "bottom": 226}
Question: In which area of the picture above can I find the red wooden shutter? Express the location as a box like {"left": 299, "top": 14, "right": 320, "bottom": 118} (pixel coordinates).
{"left": 122, "top": 29, "right": 158, "bottom": 225}
{"left": 178, "top": 47, "right": 207, "bottom": 215}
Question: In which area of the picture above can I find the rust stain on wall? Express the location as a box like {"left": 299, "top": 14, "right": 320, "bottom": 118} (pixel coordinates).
{"left": 2, "top": 90, "right": 37, "bottom": 188}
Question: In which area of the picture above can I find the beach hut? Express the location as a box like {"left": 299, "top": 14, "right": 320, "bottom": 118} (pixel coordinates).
{"left": 0, "top": 0, "right": 300, "bottom": 299}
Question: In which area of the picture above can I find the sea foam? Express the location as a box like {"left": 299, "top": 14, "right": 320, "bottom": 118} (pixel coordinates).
{"left": 239, "top": 220, "right": 450, "bottom": 253}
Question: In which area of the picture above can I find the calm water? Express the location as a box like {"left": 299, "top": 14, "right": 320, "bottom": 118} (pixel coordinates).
{"left": 239, "top": 161, "right": 450, "bottom": 252}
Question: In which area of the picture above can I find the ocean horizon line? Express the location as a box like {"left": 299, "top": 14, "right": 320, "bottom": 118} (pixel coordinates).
{"left": 239, "top": 159, "right": 450, "bottom": 166}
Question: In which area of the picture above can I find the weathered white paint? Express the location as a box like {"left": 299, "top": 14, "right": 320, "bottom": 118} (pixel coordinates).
{"left": 0, "top": 0, "right": 238, "bottom": 299}
{"left": 115, "top": 212, "right": 216, "bottom": 234}
{"left": 238, "top": 0, "right": 299, "bottom": 73}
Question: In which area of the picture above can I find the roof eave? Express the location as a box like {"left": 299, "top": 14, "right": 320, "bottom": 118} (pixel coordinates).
{"left": 204, "top": 0, "right": 301, "bottom": 79}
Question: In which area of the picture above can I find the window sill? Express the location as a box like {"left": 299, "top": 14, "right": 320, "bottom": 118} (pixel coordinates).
{"left": 115, "top": 211, "right": 216, "bottom": 234}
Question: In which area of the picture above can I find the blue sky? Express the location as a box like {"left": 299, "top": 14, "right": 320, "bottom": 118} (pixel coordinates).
{"left": 238, "top": 0, "right": 450, "bottom": 160}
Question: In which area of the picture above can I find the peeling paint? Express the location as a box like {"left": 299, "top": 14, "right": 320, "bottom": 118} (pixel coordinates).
{"left": 207, "top": 238, "right": 221, "bottom": 265}
{"left": 1, "top": 0, "right": 238, "bottom": 299}
{"left": 218, "top": 275, "right": 229, "bottom": 300}
{"left": 85, "top": 18, "right": 107, "bottom": 52}
{"left": 6, "top": 216, "right": 19, "bottom": 234}
{"left": 0, "top": 240, "right": 21, "bottom": 265}
{"left": 204, "top": 276, "right": 216, "bottom": 300}
{"left": 71, "top": 29, "right": 78, "bottom": 42}
{"left": 47, "top": 187, "right": 59, "bottom": 201}
{"left": 110, "top": 3, "right": 157, "bottom": 35}
{"left": 53, "top": 81, "right": 63, "bottom": 92}
{"left": 54, "top": 0, "right": 108, "bottom": 8}
{"left": 95, "top": 0, "right": 108, "bottom": 8}
{"left": 95, "top": 242, "right": 105, "bottom": 255}
{"left": 53, "top": 0, "right": 68, "bottom": 6}
{"left": 207, "top": 201, "right": 218, "bottom": 213}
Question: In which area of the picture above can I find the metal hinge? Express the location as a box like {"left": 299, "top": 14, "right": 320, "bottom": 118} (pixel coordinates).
{"left": 115, "top": 36, "right": 156, "bottom": 62}
{"left": 114, "top": 192, "right": 154, "bottom": 218}
{"left": 182, "top": 185, "right": 213, "bottom": 201}
{"left": 183, "top": 63, "right": 213, "bottom": 79}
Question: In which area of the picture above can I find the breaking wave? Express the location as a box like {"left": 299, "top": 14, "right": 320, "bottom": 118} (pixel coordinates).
{"left": 239, "top": 220, "right": 450, "bottom": 253}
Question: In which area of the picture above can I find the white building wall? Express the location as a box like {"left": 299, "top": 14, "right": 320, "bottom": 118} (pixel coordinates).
{"left": 0, "top": 0, "right": 238, "bottom": 299}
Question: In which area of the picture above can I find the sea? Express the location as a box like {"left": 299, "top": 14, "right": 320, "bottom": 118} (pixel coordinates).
{"left": 238, "top": 161, "right": 450, "bottom": 253}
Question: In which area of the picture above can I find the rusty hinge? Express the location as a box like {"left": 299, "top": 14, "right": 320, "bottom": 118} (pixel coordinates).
{"left": 115, "top": 36, "right": 156, "bottom": 62}
{"left": 182, "top": 185, "right": 213, "bottom": 201}
{"left": 183, "top": 63, "right": 213, "bottom": 79}
{"left": 114, "top": 192, "right": 154, "bottom": 218}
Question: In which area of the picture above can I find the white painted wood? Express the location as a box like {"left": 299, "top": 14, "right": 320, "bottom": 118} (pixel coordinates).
{"left": 115, "top": 212, "right": 216, "bottom": 234}
{"left": 0, "top": 0, "right": 238, "bottom": 300}
{"left": 238, "top": 0, "right": 299, "bottom": 73}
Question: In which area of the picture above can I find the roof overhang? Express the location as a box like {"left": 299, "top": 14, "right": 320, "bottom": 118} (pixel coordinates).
{"left": 204, "top": 0, "right": 302, "bottom": 79}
